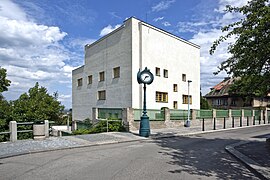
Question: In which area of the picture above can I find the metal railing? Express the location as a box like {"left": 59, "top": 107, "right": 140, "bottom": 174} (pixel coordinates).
{"left": 17, "top": 122, "right": 34, "bottom": 133}
{"left": 134, "top": 109, "right": 164, "bottom": 121}
{"left": 98, "top": 119, "right": 122, "bottom": 132}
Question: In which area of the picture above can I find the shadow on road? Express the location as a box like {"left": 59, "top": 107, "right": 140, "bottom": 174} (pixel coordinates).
{"left": 153, "top": 133, "right": 262, "bottom": 179}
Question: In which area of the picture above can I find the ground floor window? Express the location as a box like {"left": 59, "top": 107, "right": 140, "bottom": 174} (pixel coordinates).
{"left": 182, "top": 95, "right": 192, "bottom": 104}
{"left": 156, "top": 92, "right": 168, "bottom": 103}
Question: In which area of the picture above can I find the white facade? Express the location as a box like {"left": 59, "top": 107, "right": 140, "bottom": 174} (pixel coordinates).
{"left": 72, "top": 17, "right": 200, "bottom": 121}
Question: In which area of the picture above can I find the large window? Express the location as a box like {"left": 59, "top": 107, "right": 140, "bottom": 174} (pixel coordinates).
{"left": 156, "top": 92, "right": 168, "bottom": 103}
{"left": 182, "top": 74, "right": 186, "bottom": 82}
{"left": 156, "top": 67, "right": 160, "bottom": 76}
{"left": 77, "top": 78, "right": 83, "bottom": 87}
{"left": 182, "top": 95, "right": 192, "bottom": 104}
{"left": 88, "top": 75, "right": 92, "bottom": 84}
{"left": 98, "top": 90, "right": 106, "bottom": 100}
{"left": 164, "top": 69, "right": 168, "bottom": 78}
{"left": 173, "top": 84, "right": 178, "bottom": 92}
{"left": 99, "top": 71, "right": 105, "bottom": 82}
{"left": 113, "top": 67, "right": 120, "bottom": 78}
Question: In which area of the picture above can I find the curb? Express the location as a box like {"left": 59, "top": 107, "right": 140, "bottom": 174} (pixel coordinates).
{"left": 225, "top": 141, "right": 270, "bottom": 180}
{"left": 0, "top": 138, "right": 150, "bottom": 160}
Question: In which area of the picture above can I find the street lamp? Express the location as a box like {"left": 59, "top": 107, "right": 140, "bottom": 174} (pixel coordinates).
{"left": 185, "top": 80, "right": 192, "bottom": 127}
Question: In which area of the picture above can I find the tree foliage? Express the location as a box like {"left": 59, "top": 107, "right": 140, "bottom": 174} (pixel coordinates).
{"left": 0, "top": 67, "right": 11, "bottom": 93}
{"left": 210, "top": 0, "right": 270, "bottom": 97}
{"left": 12, "top": 82, "right": 64, "bottom": 123}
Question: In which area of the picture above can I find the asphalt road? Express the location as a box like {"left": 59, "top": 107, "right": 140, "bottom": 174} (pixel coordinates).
{"left": 1, "top": 126, "right": 269, "bottom": 180}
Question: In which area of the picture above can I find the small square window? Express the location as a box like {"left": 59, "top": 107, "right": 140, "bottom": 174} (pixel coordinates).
{"left": 88, "top": 75, "right": 92, "bottom": 84}
{"left": 113, "top": 67, "right": 120, "bottom": 78}
{"left": 98, "top": 90, "right": 106, "bottom": 100}
{"left": 77, "top": 78, "right": 83, "bottom": 86}
{"left": 164, "top": 69, "right": 168, "bottom": 78}
{"left": 182, "top": 74, "right": 186, "bottom": 82}
{"left": 173, "top": 84, "right": 178, "bottom": 92}
{"left": 173, "top": 101, "right": 178, "bottom": 109}
{"left": 156, "top": 67, "right": 160, "bottom": 76}
{"left": 99, "top": 71, "right": 105, "bottom": 81}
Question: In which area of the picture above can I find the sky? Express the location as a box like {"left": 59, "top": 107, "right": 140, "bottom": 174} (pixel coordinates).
{"left": 0, "top": 0, "right": 248, "bottom": 108}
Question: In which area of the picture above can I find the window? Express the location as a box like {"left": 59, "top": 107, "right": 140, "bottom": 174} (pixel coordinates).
{"left": 156, "top": 92, "right": 168, "bottom": 103}
{"left": 173, "top": 101, "right": 178, "bottom": 109}
{"left": 164, "top": 69, "right": 168, "bottom": 78}
{"left": 113, "top": 67, "right": 120, "bottom": 78}
{"left": 77, "top": 78, "right": 83, "bottom": 87}
{"left": 182, "top": 95, "right": 192, "bottom": 104}
{"left": 156, "top": 67, "right": 160, "bottom": 76}
{"left": 182, "top": 74, "right": 186, "bottom": 82}
{"left": 88, "top": 75, "right": 92, "bottom": 84}
{"left": 98, "top": 90, "right": 106, "bottom": 100}
{"left": 99, "top": 71, "right": 105, "bottom": 81}
{"left": 173, "top": 84, "right": 178, "bottom": 92}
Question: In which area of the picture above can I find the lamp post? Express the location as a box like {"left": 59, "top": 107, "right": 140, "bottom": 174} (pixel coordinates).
{"left": 67, "top": 110, "right": 71, "bottom": 131}
{"left": 137, "top": 67, "right": 154, "bottom": 137}
{"left": 185, "top": 80, "right": 192, "bottom": 127}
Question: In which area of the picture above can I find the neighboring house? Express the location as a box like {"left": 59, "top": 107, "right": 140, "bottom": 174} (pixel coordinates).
{"left": 72, "top": 17, "right": 200, "bottom": 121}
{"left": 205, "top": 77, "right": 270, "bottom": 109}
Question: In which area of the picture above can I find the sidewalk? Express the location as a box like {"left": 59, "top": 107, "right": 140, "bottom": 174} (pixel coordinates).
{"left": 0, "top": 125, "right": 269, "bottom": 179}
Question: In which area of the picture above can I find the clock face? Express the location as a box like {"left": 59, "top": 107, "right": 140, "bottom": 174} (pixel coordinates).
{"left": 137, "top": 67, "right": 154, "bottom": 84}
{"left": 140, "top": 72, "right": 152, "bottom": 83}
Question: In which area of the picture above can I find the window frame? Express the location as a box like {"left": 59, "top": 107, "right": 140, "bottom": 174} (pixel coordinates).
{"left": 88, "top": 75, "right": 92, "bottom": 84}
{"left": 164, "top": 69, "right": 168, "bottom": 78}
{"left": 173, "top": 101, "right": 178, "bottom": 109}
{"left": 98, "top": 90, "right": 106, "bottom": 100}
{"left": 156, "top": 91, "right": 168, "bottom": 103}
{"left": 182, "top": 74, "right": 186, "bottom": 82}
{"left": 113, "top": 67, "right": 120, "bottom": 78}
{"left": 173, "top": 84, "right": 178, "bottom": 92}
{"left": 155, "top": 67, "right": 160, "bottom": 76}
{"left": 77, "top": 78, "right": 83, "bottom": 87}
{"left": 99, "top": 71, "right": 105, "bottom": 82}
{"left": 182, "top": 95, "right": 192, "bottom": 104}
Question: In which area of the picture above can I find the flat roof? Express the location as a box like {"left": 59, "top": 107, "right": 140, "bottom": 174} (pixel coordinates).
{"left": 85, "top": 16, "right": 200, "bottom": 49}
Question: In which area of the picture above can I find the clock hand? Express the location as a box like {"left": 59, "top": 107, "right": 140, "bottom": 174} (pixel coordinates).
{"left": 144, "top": 75, "right": 149, "bottom": 80}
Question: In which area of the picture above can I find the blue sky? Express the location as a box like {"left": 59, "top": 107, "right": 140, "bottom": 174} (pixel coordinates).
{"left": 0, "top": 0, "right": 247, "bottom": 108}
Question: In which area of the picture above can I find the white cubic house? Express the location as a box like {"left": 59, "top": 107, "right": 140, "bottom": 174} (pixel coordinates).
{"left": 72, "top": 17, "right": 200, "bottom": 121}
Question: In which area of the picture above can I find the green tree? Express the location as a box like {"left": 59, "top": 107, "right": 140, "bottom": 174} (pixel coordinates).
{"left": 0, "top": 99, "right": 12, "bottom": 141}
{"left": 13, "top": 82, "right": 65, "bottom": 123}
{"left": 210, "top": 0, "right": 270, "bottom": 97}
{"left": 0, "top": 67, "right": 11, "bottom": 141}
{"left": 0, "top": 67, "right": 11, "bottom": 94}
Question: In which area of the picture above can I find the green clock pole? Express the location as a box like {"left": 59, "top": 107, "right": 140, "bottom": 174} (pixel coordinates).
{"left": 139, "top": 83, "right": 150, "bottom": 137}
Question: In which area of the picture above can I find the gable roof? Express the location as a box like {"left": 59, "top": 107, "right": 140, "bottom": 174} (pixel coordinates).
{"left": 205, "top": 77, "right": 239, "bottom": 97}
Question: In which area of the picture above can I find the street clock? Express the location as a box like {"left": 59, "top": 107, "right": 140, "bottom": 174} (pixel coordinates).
{"left": 137, "top": 67, "right": 154, "bottom": 85}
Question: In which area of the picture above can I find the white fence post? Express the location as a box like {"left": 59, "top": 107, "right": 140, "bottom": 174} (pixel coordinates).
{"left": 9, "top": 121, "right": 17, "bottom": 142}
{"left": 44, "top": 120, "right": 49, "bottom": 138}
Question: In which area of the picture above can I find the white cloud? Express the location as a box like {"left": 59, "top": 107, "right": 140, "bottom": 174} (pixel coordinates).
{"left": 186, "top": 0, "right": 248, "bottom": 95}
{"left": 109, "top": 12, "right": 121, "bottom": 19}
{"left": 0, "top": 0, "right": 81, "bottom": 108}
{"left": 162, "top": 21, "right": 171, "bottom": 27}
{"left": 153, "top": 16, "right": 164, "bottom": 22}
{"left": 0, "top": 0, "right": 28, "bottom": 21}
{"left": 99, "top": 24, "right": 121, "bottom": 37}
{"left": 151, "top": 0, "right": 175, "bottom": 12}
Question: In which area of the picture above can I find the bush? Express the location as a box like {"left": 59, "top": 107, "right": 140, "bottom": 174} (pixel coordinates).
{"left": 72, "top": 129, "right": 91, "bottom": 135}
{"left": 72, "top": 120, "right": 126, "bottom": 135}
